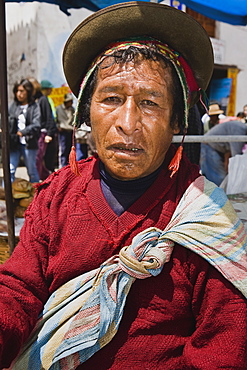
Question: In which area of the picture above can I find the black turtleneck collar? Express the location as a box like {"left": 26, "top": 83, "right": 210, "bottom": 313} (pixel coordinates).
{"left": 99, "top": 161, "right": 162, "bottom": 216}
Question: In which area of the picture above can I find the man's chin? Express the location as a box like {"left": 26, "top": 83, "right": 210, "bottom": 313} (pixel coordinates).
{"left": 105, "top": 164, "right": 147, "bottom": 181}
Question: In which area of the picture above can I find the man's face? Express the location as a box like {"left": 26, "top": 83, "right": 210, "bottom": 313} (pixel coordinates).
{"left": 65, "top": 100, "right": 73, "bottom": 108}
{"left": 16, "top": 85, "right": 28, "bottom": 105}
{"left": 209, "top": 114, "right": 219, "bottom": 127}
{"left": 42, "top": 88, "right": 52, "bottom": 96}
{"left": 90, "top": 57, "right": 179, "bottom": 180}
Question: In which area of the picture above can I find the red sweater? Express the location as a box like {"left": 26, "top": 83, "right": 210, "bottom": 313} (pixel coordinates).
{"left": 0, "top": 149, "right": 246, "bottom": 369}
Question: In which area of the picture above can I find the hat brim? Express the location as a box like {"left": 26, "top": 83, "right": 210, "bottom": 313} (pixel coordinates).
{"left": 209, "top": 110, "right": 224, "bottom": 115}
{"left": 63, "top": 1, "right": 214, "bottom": 106}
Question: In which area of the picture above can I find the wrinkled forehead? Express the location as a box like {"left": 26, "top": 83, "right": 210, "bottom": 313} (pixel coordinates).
{"left": 92, "top": 57, "right": 175, "bottom": 104}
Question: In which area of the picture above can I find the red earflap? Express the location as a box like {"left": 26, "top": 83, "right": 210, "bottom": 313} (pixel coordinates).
{"left": 168, "top": 129, "right": 187, "bottom": 178}
{"left": 168, "top": 145, "right": 183, "bottom": 178}
{"left": 69, "top": 127, "right": 81, "bottom": 176}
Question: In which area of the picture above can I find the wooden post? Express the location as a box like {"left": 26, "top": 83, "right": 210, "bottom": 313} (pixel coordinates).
{"left": 0, "top": 0, "right": 16, "bottom": 254}
{"left": 227, "top": 67, "right": 238, "bottom": 117}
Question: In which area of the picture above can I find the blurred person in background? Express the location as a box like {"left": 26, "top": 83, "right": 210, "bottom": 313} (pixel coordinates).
{"left": 237, "top": 111, "right": 246, "bottom": 122}
{"left": 75, "top": 122, "right": 91, "bottom": 160}
{"left": 56, "top": 93, "right": 75, "bottom": 167}
{"left": 40, "top": 80, "right": 56, "bottom": 119}
{"left": 41, "top": 80, "right": 58, "bottom": 174}
{"left": 30, "top": 78, "right": 57, "bottom": 180}
{"left": 201, "top": 103, "right": 225, "bottom": 133}
{"left": 237, "top": 104, "right": 247, "bottom": 123}
{"left": 200, "top": 119, "right": 247, "bottom": 186}
{"left": 40, "top": 79, "right": 58, "bottom": 175}
{"left": 8, "top": 79, "right": 41, "bottom": 183}
{"left": 243, "top": 104, "right": 247, "bottom": 123}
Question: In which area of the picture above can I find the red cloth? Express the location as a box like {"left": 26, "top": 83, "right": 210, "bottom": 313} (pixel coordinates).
{"left": 0, "top": 148, "right": 246, "bottom": 369}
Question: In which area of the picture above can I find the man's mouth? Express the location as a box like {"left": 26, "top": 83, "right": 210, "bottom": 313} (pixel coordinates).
{"left": 110, "top": 144, "right": 144, "bottom": 154}
{"left": 117, "top": 147, "right": 140, "bottom": 152}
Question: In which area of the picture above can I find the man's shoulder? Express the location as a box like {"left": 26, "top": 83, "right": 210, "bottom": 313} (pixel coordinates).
{"left": 207, "top": 120, "right": 247, "bottom": 135}
{"left": 205, "top": 123, "right": 223, "bottom": 135}
{"left": 38, "top": 95, "right": 51, "bottom": 109}
{"left": 56, "top": 104, "right": 66, "bottom": 113}
{"left": 68, "top": 105, "right": 75, "bottom": 113}
{"left": 38, "top": 94, "right": 47, "bottom": 102}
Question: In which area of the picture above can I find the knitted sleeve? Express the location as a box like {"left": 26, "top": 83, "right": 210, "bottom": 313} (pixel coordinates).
{"left": 182, "top": 251, "right": 247, "bottom": 369}
{"left": 0, "top": 177, "right": 56, "bottom": 368}
{"left": 0, "top": 161, "right": 91, "bottom": 369}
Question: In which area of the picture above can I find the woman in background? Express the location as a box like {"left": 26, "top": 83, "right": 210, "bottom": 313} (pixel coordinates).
{"left": 8, "top": 79, "right": 41, "bottom": 183}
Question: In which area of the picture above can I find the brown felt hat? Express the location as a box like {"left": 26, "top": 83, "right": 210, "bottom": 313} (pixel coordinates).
{"left": 208, "top": 103, "right": 224, "bottom": 116}
{"left": 63, "top": 1, "right": 214, "bottom": 106}
{"left": 63, "top": 92, "right": 73, "bottom": 102}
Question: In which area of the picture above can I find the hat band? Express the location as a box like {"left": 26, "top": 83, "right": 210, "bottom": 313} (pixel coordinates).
{"left": 73, "top": 37, "right": 200, "bottom": 128}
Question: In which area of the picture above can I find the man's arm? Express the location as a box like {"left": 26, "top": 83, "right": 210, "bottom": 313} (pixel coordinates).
{"left": 182, "top": 254, "right": 247, "bottom": 369}
{"left": 0, "top": 188, "right": 51, "bottom": 368}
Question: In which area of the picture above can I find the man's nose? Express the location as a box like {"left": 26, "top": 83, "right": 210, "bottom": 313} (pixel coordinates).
{"left": 116, "top": 98, "right": 141, "bottom": 135}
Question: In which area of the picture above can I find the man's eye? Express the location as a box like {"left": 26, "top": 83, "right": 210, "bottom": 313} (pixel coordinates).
{"left": 104, "top": 96, "right": 121, "bottom": 103}
{"left": 141, "top": 100, "right": 158, "bottom": 106}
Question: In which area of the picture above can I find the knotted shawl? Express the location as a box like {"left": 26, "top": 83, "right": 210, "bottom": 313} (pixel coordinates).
{"left": 12, "top": 176, "right": 247, "bottom": 370}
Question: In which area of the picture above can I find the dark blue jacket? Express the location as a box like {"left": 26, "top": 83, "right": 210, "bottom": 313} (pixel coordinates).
{"left": 8, "top": 100, "right": 41, "bottom": 150}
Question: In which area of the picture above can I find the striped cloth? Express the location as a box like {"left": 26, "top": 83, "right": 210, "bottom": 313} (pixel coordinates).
{"left": 12, "top": 176, "right": 247, "bottom": 370}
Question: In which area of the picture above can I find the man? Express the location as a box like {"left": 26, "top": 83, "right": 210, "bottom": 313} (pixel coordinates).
{"left": 243, "top": 103, "right": 247, "bottom": 123}
{"left": 8, "top": 79, "right": 41, "bottom": 183}
{"left": 34, "top": 79, "right": 57, "bottom": 180}
{"left": 0, "top": 3, "right": 246, "bottom": 369}
{"left": 40, "top": 79, "right": 56, "bottom": 119}
{"left": 56, "top": 93, "right": 75, "bottom": 167}
{"left": 201, "top": 103, "right": 225, "bottom": 133}
{"left": 75, "top": 122, "right": 92, "bottom": 160}
{"left": 40, "top": 79, "right": 58, "bottom": 175}
{"left": 200, "top": 119, "right": 247, "bottom": 186}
